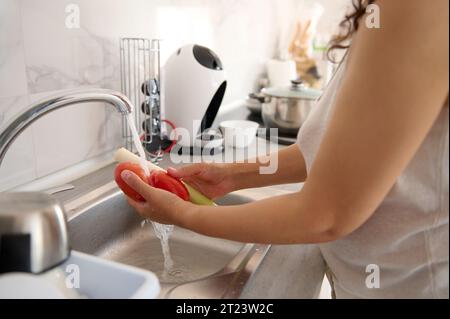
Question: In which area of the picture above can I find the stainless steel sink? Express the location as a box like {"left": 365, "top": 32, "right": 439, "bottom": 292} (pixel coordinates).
{"left": 59, "top": 165, "right": 271, "bottom": 298}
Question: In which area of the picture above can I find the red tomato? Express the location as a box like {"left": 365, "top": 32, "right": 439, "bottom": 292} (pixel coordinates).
{"left": 114, "top": 163, "right": 148, "bottom": 202}
{"left": 149, "top": 171, "right": 190, "bottom": 201}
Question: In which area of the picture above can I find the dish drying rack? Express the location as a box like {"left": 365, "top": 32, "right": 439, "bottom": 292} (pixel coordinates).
{"left": 120, "top": 38, "right": 163, "bottom": 162}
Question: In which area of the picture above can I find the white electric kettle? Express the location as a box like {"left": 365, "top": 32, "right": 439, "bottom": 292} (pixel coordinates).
{"left": 162, "top": 44, "right": 227, "bottom": 149}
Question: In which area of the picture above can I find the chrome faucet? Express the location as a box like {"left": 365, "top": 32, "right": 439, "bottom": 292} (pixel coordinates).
{"left": 0, "top": 89, "right": 133, "bottom": 168}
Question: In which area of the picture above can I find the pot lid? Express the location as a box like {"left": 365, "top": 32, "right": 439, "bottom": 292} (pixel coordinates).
{"left": 262, "top": 80, "right": 322, "bottom": 100}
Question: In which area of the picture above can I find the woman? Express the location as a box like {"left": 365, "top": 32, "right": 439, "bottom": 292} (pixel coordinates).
{"left": 121, "top": 0, "right": 449, "bottom": 298}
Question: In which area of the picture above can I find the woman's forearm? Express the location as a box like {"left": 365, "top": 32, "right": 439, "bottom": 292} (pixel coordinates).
{"left": 228, "top": 144, "right": 307, "bottom": 191}
{"left": 181, "top": 189, "right": 336, "bottom": 244}
{"left": 176, "top": 145, "right": 312, "bottom": 244}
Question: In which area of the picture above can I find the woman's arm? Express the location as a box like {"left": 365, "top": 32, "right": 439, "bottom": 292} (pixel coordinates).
{"left": 123, "top": 0, "right": 449, "bottom": 244}
{"left": 230, "top": 144, "right": 308, "bottom": 189}
{"left": 167, "top": 144, "right": 307, "bottom": 199}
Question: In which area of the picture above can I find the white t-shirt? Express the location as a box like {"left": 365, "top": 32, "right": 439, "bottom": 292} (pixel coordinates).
{"left": 297, "top": 60, "right": 449, "bottom": 299}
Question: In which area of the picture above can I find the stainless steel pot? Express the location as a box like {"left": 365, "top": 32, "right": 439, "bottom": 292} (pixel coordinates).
{"left": 261, "top": 80, "right": 322, "bottom": 136}
{"left": 0, "top": 192, "right": 70, "bottom": 274}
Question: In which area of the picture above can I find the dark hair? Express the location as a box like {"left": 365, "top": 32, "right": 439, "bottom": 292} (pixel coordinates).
{"left": 328, "top": 0, "right": 375, "bottom": 62}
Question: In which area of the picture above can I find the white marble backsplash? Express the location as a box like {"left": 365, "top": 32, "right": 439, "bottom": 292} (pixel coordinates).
{"left": 0, "top": 0, "right": 349, "bottom": 191}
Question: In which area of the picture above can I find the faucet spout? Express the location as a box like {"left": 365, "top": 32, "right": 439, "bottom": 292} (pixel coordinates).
{"left": 0, "top": 89, "right": 133, "bottom": 168}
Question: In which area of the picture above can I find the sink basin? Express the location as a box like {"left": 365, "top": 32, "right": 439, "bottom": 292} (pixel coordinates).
{"left": 65, "top": 179, "right": 269, "bottom": 298}
{"left": 69, "top": 192, "right": 247, "bottom": 283}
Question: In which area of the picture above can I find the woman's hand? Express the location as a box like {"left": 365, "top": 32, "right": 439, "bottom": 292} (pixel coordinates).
{"left": 120, "top": 170, "right": 193, "bottom": 225}
{"left": 167, "top": 163, "right": 236, "bottom": 199}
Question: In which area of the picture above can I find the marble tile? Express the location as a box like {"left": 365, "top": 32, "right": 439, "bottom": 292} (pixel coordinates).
{"left": 18, "top": 0, "right": 349, "bottom": 99}
{"left": 27, "top": 89, "right": 110, "bottom": 178}
{"left": 95, "top": 36, "right": 121, "bottom": 91}
{"left": 19, "top": 0, "right": 158, "bottom": 94}
{"left": 0, "top": 0, "right": 28, "bottom": 98}
{"left": 200, "top": 0, "right": 275, "bottom": 102}
{"left": 20, "top": 0, "right": 107, "bottom": 94}
{"left": 105, "top": 106, "right": 125, "bottom": 152}
{"left": 0, "top": 94, "right": 30, "bottom": 128}
{"left": 0, "top": 95, "right": 37, "bottom": 191}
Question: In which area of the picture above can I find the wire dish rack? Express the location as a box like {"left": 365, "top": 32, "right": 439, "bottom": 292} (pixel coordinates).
{"left": 119, "top": 38, "right": 163, "bottom": 162}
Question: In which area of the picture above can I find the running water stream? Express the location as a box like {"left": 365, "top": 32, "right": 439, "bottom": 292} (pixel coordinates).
{"left": 126, "top": 114, "right": 174, "bottom": 278}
